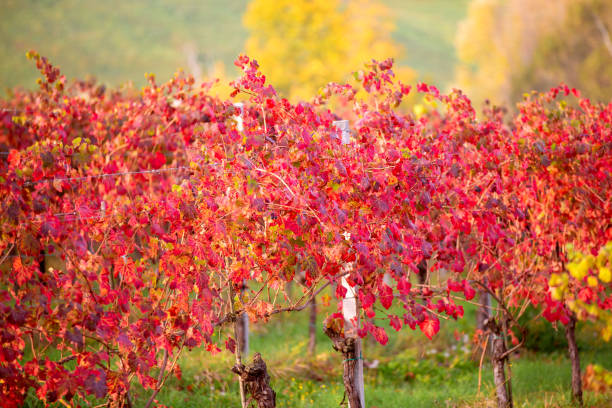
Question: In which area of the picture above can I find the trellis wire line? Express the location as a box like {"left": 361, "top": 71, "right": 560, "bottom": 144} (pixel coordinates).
{"left": 33, "top": 212, "right": 106, "bottom": 222}
{"left": 0, "top": 138, "right": 204, "bottom": 158}
{"left": 26, "top": 204, "right": 156, "bottom": 222}
{"left": 24, "top": 208, "right": 120, "bottom": 222}
{"left": 24, "top": 166, "right": 191, "bottom": 186}
{"left": 0, "top": 150, "right": 194, "bottom": 157}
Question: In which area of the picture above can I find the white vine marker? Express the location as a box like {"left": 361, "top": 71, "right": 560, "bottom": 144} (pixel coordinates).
{"left": 233, "top": 102, "right": 248, "bottom": 357}
{"left": 234, "top": 102, "right": 244, "bottom": 132}
{"left": 333, "top": 119, "right": 351, "bottom": 144}
{"left": 335, "top": 119, "right": 365, "bottom": 408}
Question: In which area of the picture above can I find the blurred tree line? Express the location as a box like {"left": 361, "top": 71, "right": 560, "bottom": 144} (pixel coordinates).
{"left": 242, "top": 0, "right": 415, "bottom": 101}
{"left": 455, "top": 0, "right": 612, "bottom": 109}
{"left": 7, "top": 0, "right": 609, "bottom": 110}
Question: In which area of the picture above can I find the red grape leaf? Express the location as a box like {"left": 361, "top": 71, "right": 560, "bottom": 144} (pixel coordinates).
{"left": 418, "top": 315, "right": 440, "bottom": 340}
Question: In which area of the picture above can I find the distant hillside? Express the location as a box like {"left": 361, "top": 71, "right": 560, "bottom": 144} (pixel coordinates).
{"left": 385, "top": 0, "right": 469, "bottom": 86}
{"left": 0, "top": 0, "right": 467, "bottom": 92}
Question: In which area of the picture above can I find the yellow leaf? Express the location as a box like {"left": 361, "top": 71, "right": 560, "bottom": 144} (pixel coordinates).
{"left": 549, "top": 273, "right": 562, "bottom": 287}
{"left": 567, "top": 258, "right": 589, "bottom": 280}
{"left": 588, "top": 304, "right": 600, "bottom": 317}
{"left": 599, "top": 267, "right": 612, "bottom": 283}
{"left": 602, "top": 325, "right": 612, "bottom": 342}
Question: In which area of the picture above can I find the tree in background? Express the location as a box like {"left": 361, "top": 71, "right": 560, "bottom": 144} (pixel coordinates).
{"left": 242, "top": 0, "right": 415, "bottom": 101}
{"left": 453, "top": 0, "right": 612, "bottom": 109}
{"left": 515, "top": 0, "right": 612, "bottom": 105}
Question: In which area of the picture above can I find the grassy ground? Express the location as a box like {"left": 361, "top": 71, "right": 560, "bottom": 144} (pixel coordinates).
{"left": 123, "top": 300, "right": 611, "bottom": 408}
{"left": 18, "top": 288, "right": 612, "bottom": 407}
{"left": 1, "top": 0, "right": 467, "bottom": 92}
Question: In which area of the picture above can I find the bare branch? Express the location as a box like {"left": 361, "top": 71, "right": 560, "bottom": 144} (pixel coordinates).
{"left": 594, "top": 12, "right": 612, "bottom": 57}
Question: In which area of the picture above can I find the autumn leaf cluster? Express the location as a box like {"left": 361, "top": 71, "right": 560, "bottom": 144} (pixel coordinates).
{"left": 0, "top": 52, "right": 610, "bottom": 406}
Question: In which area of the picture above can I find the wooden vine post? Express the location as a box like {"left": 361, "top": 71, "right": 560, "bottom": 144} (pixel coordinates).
{"left": 307, "top": 296, "right": 317, "bottom": 356}
{"left": 326, "top": 120, "right": 365, "bottom": 408}
{"left": 229, "top": 282, "right": 247, "bottom": 408}
{"left": 476, "top": 278, "right": 491, "bottom": 356}
{"left": 234, "top": 102, "right": 250, "bottom": 359}
{"left": 485, "top": 317, "right": 512, "bottom": 408}
{"left": 558, "top": 253, "right": 583, "bottom": 406}
{"left": 342, "top": 276, "right": 365, "bottom": 408}
{"left": 324, "top": 275, "right": 366, "bottom": 408}
{"left": 238, "top": 308, "right": 250, "bottom": 357}
{"left": 565, "top": 313, "right": 583, "bottom": 406}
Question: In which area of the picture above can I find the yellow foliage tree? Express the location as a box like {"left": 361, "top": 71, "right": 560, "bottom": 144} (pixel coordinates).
{"left": 243, "top": 0, "right": 415, "bottom": 101}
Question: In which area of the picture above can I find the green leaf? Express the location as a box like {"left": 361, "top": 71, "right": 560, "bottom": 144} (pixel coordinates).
{"left": 247, "top": 176, "right": 258, "bottom": 194}
{"left": 290, "top": 237, "right": 306, "bottom": 248}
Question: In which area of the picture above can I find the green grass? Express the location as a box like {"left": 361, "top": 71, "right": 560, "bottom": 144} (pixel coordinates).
{"left": 19, "top": 295, "right": 612, "bottom": 407}
{"left": 0, "top": 0, "right": 467, "bottom": 92}
{"left": 123, "top": 299, "right": 612, "bottom": 408}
